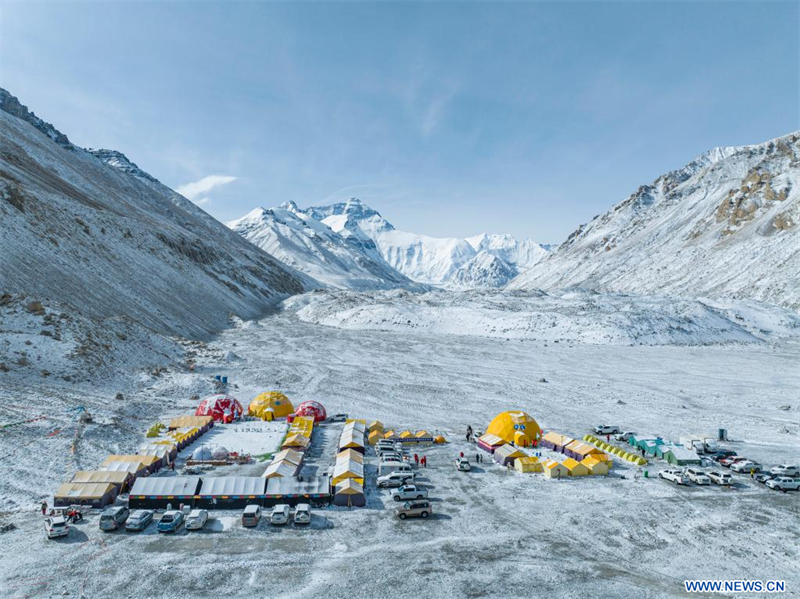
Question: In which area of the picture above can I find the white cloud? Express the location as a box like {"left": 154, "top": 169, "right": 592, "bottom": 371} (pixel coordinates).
{"left": 176, "top": 175, "right": 238, "bottom": 201}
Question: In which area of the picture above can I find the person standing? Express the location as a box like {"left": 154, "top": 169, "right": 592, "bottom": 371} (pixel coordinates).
{"left": 476, "top": 452, "right": 481, "bottom": 464}
{"left": 41, "top": 501, "right": 47, "bottom": 515}
{"left": 414, "top": 453, "right": 419, "bottom": 465}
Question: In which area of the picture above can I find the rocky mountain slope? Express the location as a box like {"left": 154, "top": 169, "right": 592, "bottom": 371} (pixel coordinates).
{"left": 227, "top": 202, "right": 415, "bottom": 290}
{"left": 509, "top": 132, "right": 800, "bottom": 310}
{"left": 0, "top": 89, "right": 307, "bottom": 349}
{"left": 307, "top": 198, "right": 549, "bottom": 287}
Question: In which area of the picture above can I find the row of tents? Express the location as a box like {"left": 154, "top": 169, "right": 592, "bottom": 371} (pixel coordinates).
{"left": 583, "top": 434, "right": 648, "bottom": 466}
{"left": 624, "top": 434, "right": 700, "bottom": 465}
{"left": 281, "top": 416, "right": 315, "bottom": 451}
{"left": 334, "top": 421, "right": 367, "bottom": 507}
{"left": 366, "top": 421, "right": 446, "bottom": 446}
{"left": 53, "top": 415, "right": 214, "bottom": 509}
{"left": 128, "top": 475, "right": 332, "bottom": 509}
{"left": 481, "top": 440, "right": 611, "bottom": 477}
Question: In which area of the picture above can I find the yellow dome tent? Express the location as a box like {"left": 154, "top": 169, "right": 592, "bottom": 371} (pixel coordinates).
{"left": 434, "top": 435, "right": 447, "bottom": 444}
{"left": 248, "top": 392, "right": 294, "bottom": 421}
{"left": 486, "top": 411, "right": 541, "bottom": 447}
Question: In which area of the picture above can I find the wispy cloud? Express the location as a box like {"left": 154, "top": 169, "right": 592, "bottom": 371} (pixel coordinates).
{"left": 176, "top": 175, "right": 238, "bottom": 204}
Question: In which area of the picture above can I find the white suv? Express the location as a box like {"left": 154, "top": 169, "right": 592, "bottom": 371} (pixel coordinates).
{"left": 594, "top": 425, "right": 621, "bottom": 435}
{"left": 377, "top": 472, "right": 415, "bottom": 488}
{"left": 730, "top": 460, "right": 762, "bottom": 474}
{"left": 658, "top": 469, "right": 689, "bottom": 485}
{"left": 765, "top": 477, "right": 800, "bottom": 492}
{"left": 769, "top": 464, "right": 799, "bottom": 477}
{"left": 685, "top": 468, "right": 710, "bottom": 485}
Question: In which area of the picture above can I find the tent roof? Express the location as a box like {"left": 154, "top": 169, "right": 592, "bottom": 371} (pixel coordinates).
{"left": 494, "top": 444, "right": 527, "bottom": 459}
{"left": 101, "top": 454, "right": 159, "bottom": 467}
{"left": 339, "top": 429, "right": 365, "bottom": 449}
{"left": 129, "top": 476, "right": 201, "bottom": 497}
{"left": 199, "top": 477, "right": 267, "bottom": 496}
{"left": 272, "top": 449, "right": 304, "bottom": 466}
{"left": 55, "top": 482, "right": 116, "bottom": 499}
{"left": 168, "top": 415, "right": 213, "bottom": 429}
{"left": 265, "top": 476, "right": 331, "bottom": 497}
{"left": 333, "top": 459, "right": 364, "bottom": 478}
{"left": 562, "top": 457, "right": 583, "bottom": 470}
{"left": 71, "top": 470, "right": 130, "bottom": 485}
{"left": 664, "top": 447, "right": 700, "bottom": 460}
{"left": 543, "top": 460, "right": 566, "bottom": 470}
{"left": 478, "top": 433, "right": 505, "bottom": 446}
{"left": 565, "top": 441, "right": 603, "bottom": 456}
{"left": 334, "top": 479, "right": 364, "bottom": 495}
{"left": 97, "top": 461, "right": 146, "bottom": 474}
{"left": 282, "top": 434, "right": 311, "bottom": 448}
{"left": 337, "top": 448, "right": 364, "bottom": 463}
{"left": 516, "top": 456, "right": 539, "bottom": 465}
{"left": 264, "top": 460, "right": 299, "bottom": 478}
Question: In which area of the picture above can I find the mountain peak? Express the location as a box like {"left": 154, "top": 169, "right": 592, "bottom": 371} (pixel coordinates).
{"left": 0, "top": 87, "right": 73, "bottom": 149}
{"left": 87, "top": 148, "right": 159, "bottom": 183}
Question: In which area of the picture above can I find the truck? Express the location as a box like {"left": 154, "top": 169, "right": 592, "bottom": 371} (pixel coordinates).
{"left": 680, "top": 436, "right": 719, "bottom": 454}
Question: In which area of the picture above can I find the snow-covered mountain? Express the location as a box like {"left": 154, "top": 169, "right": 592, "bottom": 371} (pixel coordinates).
{"left": 509, "top": 132, "right": 800, "bottom": 310}
{"left": 0, "top": 88, "right": 308, "bottom": 343}
{"left": 227, "top": 202, "right": 414, "bottom": 290}
{"left": 308, "top": 198, "right": 549, "bottom": 287}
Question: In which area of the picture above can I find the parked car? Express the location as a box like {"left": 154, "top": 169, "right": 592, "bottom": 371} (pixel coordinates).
{"left": 769, "top": 464, "right": 799, "bottom": 477}
{"left": 293, "top": 504, "right": 311, "bottom": 525}
{"left": 720, "top": 456, "right": 747, "bottom": 468}
{"left": 99, "top": 506, "right": 129, "bottom": 531}
{"left": 765, "top": 477, "right": 800, "bottom": 492}
{"left": 455, "top": 457, "right": 471, "bottom": 472}
{"left": 125, "top": 510, "right": 154, "bottom": 531}
{"left": 710, "top": 450, "right": 737, "bottom": 462}
{"left": 754, "top": 473, "right": 774, "bottom": 484}
{"left": 616, "top": 431, "right": 636, "bottom": 442}
{"left": 391, "top": 484, "right": 428, "bottom": 501}
{"left": 270, "top": 504, "right": 290, "bottom": 525}
{"left": 730, "top": 460, "right": 762, "bottom": 474}
{"left": 379, "top": 452, "right": 406, "bottom": 463}
{"left": 685, "top": 468, "right": 711, "bottom": 485}
{"left": 378, "top": 461, "right": 414, "bottom": 477}
{"left": 707, "top": 471, "right": 733, "bottom": 486}
{"left": 327, "top": 414, "right": 348, "bottom": 423}
{"left": 185, "top": 509, "right": 209, "bottom": 531}
{"left": 658, "top": 469, "right": 689, "bottom": 485}
{"left": 395, "top": 500, "right": 433, "bottom": 520}
{"left": 157, "top": 510, "right": 184, "bottom": 533}
{"left": 594, "top": 425, "right": 621, "bottom": 435}
{"left": 378, "top": 472, "right": 416, "bottom": 488}
{"left": 241, "top": 505, "right": 262, "bottom": 527}
{"left": 45, "top": 516, "right": 69, "bottom": 539}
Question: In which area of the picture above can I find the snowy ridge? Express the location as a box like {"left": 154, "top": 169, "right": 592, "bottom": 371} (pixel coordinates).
{"left": 509, "top": 132, "right": 800, "bottom": 309}
{"left": 308, "top": 198, "right": 549, "bottom": 286}
{"left": 0, "top": 88, "right": 308, "bottom": 348}
{"left": 227, "top": 203, "right": 416, "bottom": 290}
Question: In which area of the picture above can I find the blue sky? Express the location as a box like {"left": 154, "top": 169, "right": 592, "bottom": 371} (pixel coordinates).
{"left": 2, "top": 1, "right": 798, "bottom": 242}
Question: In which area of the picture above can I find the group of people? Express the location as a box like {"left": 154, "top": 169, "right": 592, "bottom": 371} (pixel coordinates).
{"left": 459, "top": 450, "right": 485, "bottom": 463}
{"left": 413, "top": 453, "right": 428, "bottom": 467}
{"left": 40, "top": 501, "right": 83, "bottom": 523}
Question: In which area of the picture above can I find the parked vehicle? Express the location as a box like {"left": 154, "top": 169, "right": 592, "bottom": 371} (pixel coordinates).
{"left": 391, "top": 484, "right": 428, "bottom": 501}
{"left": 720, "top": 456, "right": 747, "bottom": 468}
{"left": 658, "top": 469, "right": 689, "bottom": 485}
{"left": 685, "top": 468, "right": 711, "bottom": 485}
{"left": 157, "top": 510, "right": 184, "bottom": 533}
{"left": 765, "top": 477, "right": 800, "bottom": 492}
{"left": 185, "top": 509, "right": 209, "bottom": 531}
{"left": 730, "top": 460, "right": 762, "bottom": 474}
{"left": 455, "top": 457, "right": 471, "bottom": 472}
{"left": 616, "top": 431, "right": 636, "bottom": 442}
{"left": 99, "top": 506, "right": 129, "bottom": 531}
{"left": 327, "top": 414, "right": 348, "bottom": 423}
{"left": 270, "top": 504, "right": 290, "bottom": 525}
{"left": 378, "top": 461, "right": 413, "bottom": 477}
{"left": 45, "top": 516, "right": 69, "bottom": 539}
{"left": 379, "top": 452, "right": 406, "bottom": 463}
{"left": 377, "top": 472, "right": 416, "bottom": 488}
{"left": 707, "top": 471, "right": 733, "bottom": 486}
{"left": 754, "top": 473, "right": 774, "bottom": 485}
{"left": 396, "top": 500, "right": 433, "bottom": 520}
{"left": 125, "top": 510, "right": 154, "bottom": 531}
{"left": 293, "top": 504, "right": 311, "bottom": 525}
{"left": 594, "top": 425, "right": 621, "bottom": 435}
{"left": 376, "top": 440, "right": 400, "bottom": 450}
{"left": 241, "top": 505, "right": 262, "bottom": 527}
{"left": 769, "top": 464, "right": 799, "bottom": 477}
{"left": 710, "top": 450, "right": 737, "bottom": 462}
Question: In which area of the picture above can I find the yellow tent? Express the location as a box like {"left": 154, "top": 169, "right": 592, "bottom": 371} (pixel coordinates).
{"left": 271, "top": 448, "right": 304, "bottom": 466}
{"left": 563, "top": 457, "right": 589, "bottom": 476}
{"left": 415, "top": 430, "right": 430, "bottom": 439}
{"left": 486, "top": 410, "right": 541, "bottom": 447}
{"left": 514, "top": 456, "right": 542, "bottom": 473}
{"left": 384, "top": 430, "right": 399, "bottom": 440}
{"left": 101, "top": 455, "right": 160, "bottom": 470}
{"left": 582, "top": 456, "right": 609, "bottom": 475}
{"left": 332, "top": 459, "right": 364, "bottom": 486}
{"left": 368, "top": 430, "right": 382, "bottom": 445}
{"left": 248, "top": 391, "right": 294, "bottom": 421}
{"left": 542, "top": 460, "right": 568, "bottom": 479}
{"left": 339, "top": 428, "right": 365, "bottom": 451}
{"left": 346, "top": 418, "right": 367, "bottom": 426}
{"left": 368, "top": 420, "right": 384, "bottom": 434}
{"left": 399, "top": 430, "right": 414, "bottom": 439}
{"left": 282, "top": 434, "right": 310, "bottom": 450}
{"left": 434, "top": 435, "right": 447, "bottom": 444}
{"left": 337, "top": 448, "right": 364, "bottom": 463}
{"left": 565, "top": 440, "right": 606, "bottom": 460}
{"left": 263, "top": 460, "right": 299, "bottom": 478}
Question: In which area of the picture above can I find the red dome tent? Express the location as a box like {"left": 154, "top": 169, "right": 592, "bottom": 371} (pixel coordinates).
{"left": 195, "top": 394, "right": 243, "bottom": 423}
{"left": 294, "top": 400, "right": 327, "bottom": 423}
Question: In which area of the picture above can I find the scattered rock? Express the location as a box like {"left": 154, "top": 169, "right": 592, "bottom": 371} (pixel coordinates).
{"left": 16, "top": 356, "right": 29, "bottom": 366}
{"left": 0, "top": 363, "right": 8, "bottom": 372}
{"left": 0, "top": 293, "right": 13, "bottom": 306}
{"left": 115, "top": 392, "right": 124, "bottom": 400}
{"left": 539, "top": 377, "right": 548, "bottom": 383}
{"left": 25, "top": 301, "right": 45, "bottom": 316}
{"left": 0, "top": 522, "right": 17, "bottom": 534}
{"left": 616, "top": 399, "right": 627, "bottom": 405}
{"left": 41, "top": 370, "right": 50, "bottom": 377}
{"left": 778, "top": 405, "right": 791, "bottom": 411}
{"left": 190, "top": 394, "right": 199, "bottom": 401}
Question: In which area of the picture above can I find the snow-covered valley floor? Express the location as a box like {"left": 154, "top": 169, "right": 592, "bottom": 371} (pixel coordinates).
{"left": 1, "top": 291, "right": 799, "bottom": 598}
